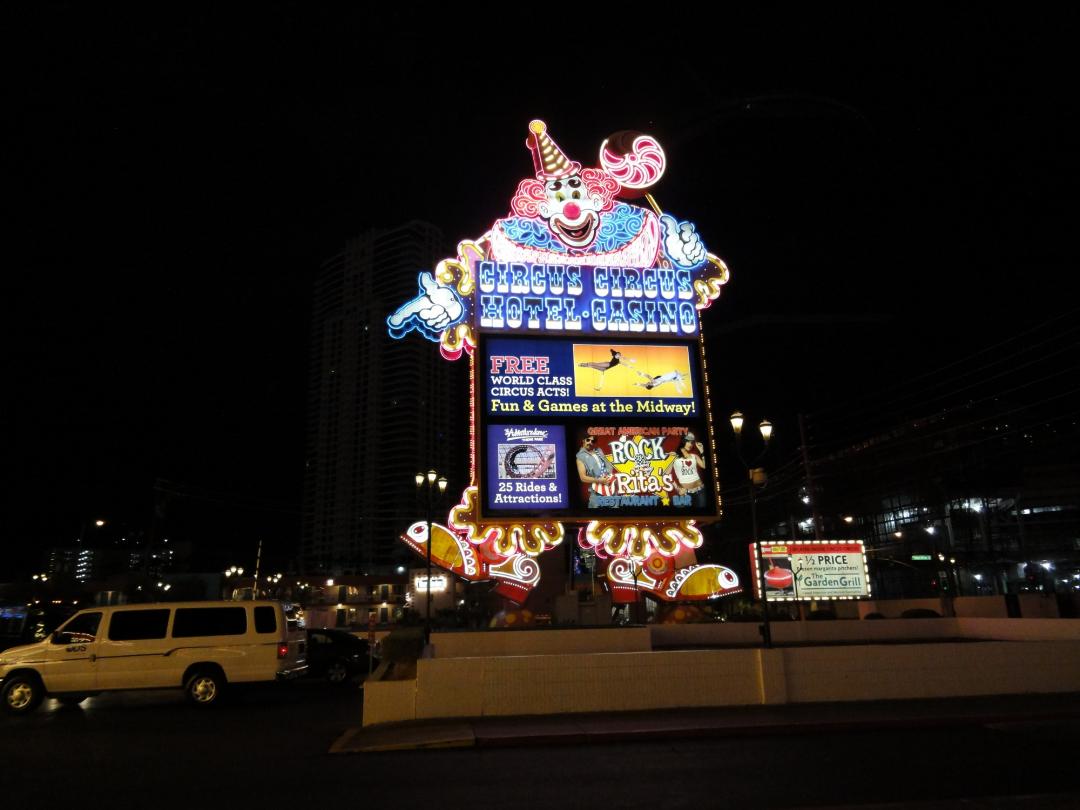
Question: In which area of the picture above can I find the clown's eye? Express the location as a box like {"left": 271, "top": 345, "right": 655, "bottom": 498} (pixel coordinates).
{"left": 556, "top": 192, "right": 566, "bottom": 202}
{"left": 572, "top": 190, "right": 581, "bottom": 200}
{"left": 568, "top": 178, "right": 581, "bottom": 188}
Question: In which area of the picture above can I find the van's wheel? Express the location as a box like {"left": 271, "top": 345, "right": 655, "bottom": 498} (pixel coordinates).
{"left": 56, "top": 695, "right": 89, "bottom": 707}
{"left": 326, "top": 658, "right": 352, "bottom": 686}
{"left": 2, "top": 673, "right": 44, "bottom": 715}
{"left": 185, "top": 669, "right": 226, "bottom": 707}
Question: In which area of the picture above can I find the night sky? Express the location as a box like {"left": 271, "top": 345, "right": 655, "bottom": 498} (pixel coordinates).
{"left": 6, "top": 7, "right": 1077, "bottom": 576}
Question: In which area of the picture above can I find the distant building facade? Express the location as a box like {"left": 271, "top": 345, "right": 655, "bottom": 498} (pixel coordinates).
{"left": 302, "top": 221, "right": 467, "bottom": 575}
{"left": 708, "top": 316, "right": 1080, "bottom": 611}
{"left": 47, "top": 546, "right": 109, "bottom": 583}
{"left": 46, "top": 538, "right": 190, "bottom": 583}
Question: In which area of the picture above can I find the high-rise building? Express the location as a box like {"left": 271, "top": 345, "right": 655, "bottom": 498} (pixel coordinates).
{"left": 302, "top": 221, "right": 467, "bottom": 574}
{"left": 44, "top": 536, "right": 188, "bottom": 584}
{"left": 47, "top": 547, "right": 104, "bottom": 583}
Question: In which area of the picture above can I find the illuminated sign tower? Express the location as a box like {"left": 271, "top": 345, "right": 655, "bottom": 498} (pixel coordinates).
{"left": 389, "top": 121, "right": 739, "bottom": 605}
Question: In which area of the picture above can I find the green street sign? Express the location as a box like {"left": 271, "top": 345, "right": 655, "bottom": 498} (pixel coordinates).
{"left": 910, "top": 554, "right": 932, "bottom": 561}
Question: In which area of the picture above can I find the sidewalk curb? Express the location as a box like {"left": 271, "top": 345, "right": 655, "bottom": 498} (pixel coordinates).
{"left": 472, "top": 711, "right": 1077, "bottom": 749}
{"left": 331, "top": 721, "right": 476, "bottom": 753}
{"left": 331, "top": 707, "right": 1080, "bottom": 754}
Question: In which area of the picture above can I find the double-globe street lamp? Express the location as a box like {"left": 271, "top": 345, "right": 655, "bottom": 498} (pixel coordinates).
{"left": 415, "top": 470, "right": 448, "bottom": 645}
{"left": 223, "top": 566, "right": 245, "bottom": 600}
{"left": 730, "top": 411, "right": 775, "bottom": 648}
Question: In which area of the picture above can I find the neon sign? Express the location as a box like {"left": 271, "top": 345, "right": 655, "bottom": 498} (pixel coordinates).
{"left": 483, "top": 338, "right": 700, "bottom": 418}
{"left": 390, "top": 120, "right": 736, "bottom": 606}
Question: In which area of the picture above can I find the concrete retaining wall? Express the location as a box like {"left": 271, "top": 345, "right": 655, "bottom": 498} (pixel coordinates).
{"left": 363, "top": 637, "right": 1080, "bottom": 726}
{"left": 857, "top": 597, "right": 952, "bottom": 618}
{"left": 415, "top": 648, "right": 767, "bottom": 720}
{"left": 431, "top": 626, "right": 651, "bottom": 658}
{"left": 651, "top": 619, "right": 961, "bottom": 648}
{"left": 781, "top": 641, "right": 1080, "bottom": 702}
{"left": 858, "top": 595, "right": 1064, "bottom": 619}
{"left": 651, "top": 622, "right": 763, "bottom": 647}
{"left": 1017, "top": 594, "right": 1062, "bottom": 619}
{"left": 958, "top": 618, "right": 1080, "bottom": 641}
{"left": 363, "top": 679, "right": 416, "bottom": 726}
{"left": 953, "top": 597, "right": 1010, "bottom": 618}
{"left": 363, "top": 618, "right": 1080, "bottom": 726}
{"left": 430, "top": 619, "right": 1080, "bottom": 658}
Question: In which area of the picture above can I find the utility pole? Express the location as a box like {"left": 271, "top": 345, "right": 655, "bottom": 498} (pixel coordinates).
{"left": 415, "top": 470, "right": 447, "bottom": 645}
{"left": 799, "top": 413, "right": 822, "bottom": 540}
{"left": 799, "top": 413, "right": 822, "bottom": 613}
{"left": 252, "top": 539, "right": 262, "bottom": 600}
{"left": 731, "top": 412, "right": 774, "bottom": 648}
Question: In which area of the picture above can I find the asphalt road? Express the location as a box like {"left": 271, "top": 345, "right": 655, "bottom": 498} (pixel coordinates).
{"left": 3, "top": 682, "right": 1079, "bottom": 809}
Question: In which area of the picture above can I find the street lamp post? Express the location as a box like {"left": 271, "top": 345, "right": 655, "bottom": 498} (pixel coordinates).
{"left": 415, "top": 470, "right": 448, "bottom": 646}
{"left": 223, "top": 566, "right": 244, "bottom": 599}
{"left": 730, "top": 411, "right": 775, "bottom": 649}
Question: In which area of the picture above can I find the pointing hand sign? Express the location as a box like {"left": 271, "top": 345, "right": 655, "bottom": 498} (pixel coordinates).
{"left": 387, "top": 272, "right": 465, "bottom": 340}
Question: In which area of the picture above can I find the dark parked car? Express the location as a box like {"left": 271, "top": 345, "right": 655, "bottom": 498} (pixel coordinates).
{"left": 305, "top": 628, "right": 378, "bottom": 686}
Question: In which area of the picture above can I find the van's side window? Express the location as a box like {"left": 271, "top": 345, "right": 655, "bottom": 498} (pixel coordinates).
{"left": 52, "top": 612, "right": 102, "bottom": 644}
{"left": 172, "top": 607, "right": 246, "bottom": 638}
{"left": 108, "top": 609, "right": 170, "bottom": 641}
{"left": 254, "top": 606, "right": 277, "bottom": 633}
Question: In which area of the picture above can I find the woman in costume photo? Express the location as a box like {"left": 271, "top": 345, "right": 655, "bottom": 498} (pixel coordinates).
{"left": 664, "top": 434, "right": 708, "bottom": 509}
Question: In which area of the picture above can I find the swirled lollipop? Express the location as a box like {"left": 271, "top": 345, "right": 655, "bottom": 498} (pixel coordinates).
{"left": 599, "top": 131, "right": 667, "bottom": 197}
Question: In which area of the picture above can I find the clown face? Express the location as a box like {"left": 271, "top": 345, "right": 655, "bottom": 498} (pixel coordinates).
{"left": 538, "top": 173, "right": 603, "bottom": 248}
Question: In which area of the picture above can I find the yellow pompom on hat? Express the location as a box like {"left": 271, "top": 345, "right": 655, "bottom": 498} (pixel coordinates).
{"left": 526, "top": 119, "right": 581, "bottom": 180}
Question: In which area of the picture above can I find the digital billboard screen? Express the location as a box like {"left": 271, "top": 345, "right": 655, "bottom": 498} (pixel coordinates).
{"left": 486, "top": 425, "right": 569, "bottom": 511}
{"left": 569, "top": 425, "right": 714, "bottom": 516}
{"left": 483, "top": 337, "right": 700, "bottom": 418}
{"left": 481, "top": 422, "right": 716, "bottom": 520}
{"left": 478, "top": 333, "right": 718, "bottom": 522}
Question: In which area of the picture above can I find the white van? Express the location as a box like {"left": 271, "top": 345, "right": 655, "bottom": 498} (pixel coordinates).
{"left": 0, "top": 600, "right": 307, "bottom": 714}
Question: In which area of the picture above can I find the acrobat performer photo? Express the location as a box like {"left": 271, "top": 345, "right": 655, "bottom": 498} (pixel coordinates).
{"left": 663, "top": 433, "right": 708, "bottom": 508}
{"left": 633, "top": 368, "right": 687, "bottom": 393}
{"left": 578, "top": 349, "right": 635, "bottom": 391}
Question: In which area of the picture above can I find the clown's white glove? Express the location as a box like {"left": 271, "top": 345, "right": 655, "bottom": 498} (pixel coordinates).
{"left": 388, "top": 272, "right": 464, "bottom": 334}
{"left": 661, "top": 214, "right": 707, "bottom": 270}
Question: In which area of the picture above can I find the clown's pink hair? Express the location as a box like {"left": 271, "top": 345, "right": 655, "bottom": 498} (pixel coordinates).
{"left": 510, "top": 168, "right": 621, "bottom": 218}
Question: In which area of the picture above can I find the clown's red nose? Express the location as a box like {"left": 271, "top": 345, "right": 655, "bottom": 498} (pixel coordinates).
{"left": 563, "top": 202, "right": 582, "bottom": 220}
